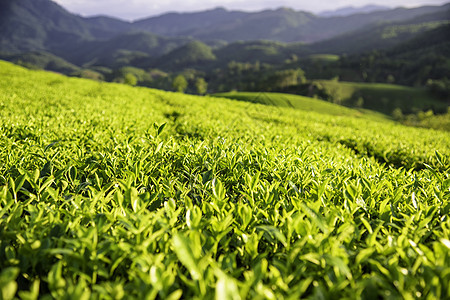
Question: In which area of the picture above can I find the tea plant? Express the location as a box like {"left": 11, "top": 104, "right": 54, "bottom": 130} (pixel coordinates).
{"left": 0, "top": 61, "right": 449, "bottom": 299}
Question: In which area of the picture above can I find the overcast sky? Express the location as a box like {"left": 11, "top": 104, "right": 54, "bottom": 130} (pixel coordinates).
{"left": 52, "top": 0, "right": 449, "bottom": 21}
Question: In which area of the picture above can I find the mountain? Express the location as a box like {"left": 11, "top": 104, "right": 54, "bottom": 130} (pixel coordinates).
{"left": 59, "top": 32, "right": 193, "bottom": 67}
{"left": 305, "top": 4, "right": 450, "bottom": 42}
{"left": 0, "top": 0, "right": 132, "bottom": 53}
{"left": 132, "top": 4, "right": 449, "bottom": 43}
{"left": 319, "top": 5, "right": 390, "bottom": 17}
{"left": 83, "top": 16, "right": 133, "bottom": 36}
{"left": 310, "top": 7, "right": 450, "bottom": 54}
{"left": 135, "top": 7, "right": 317, "bottom": 43}
{"left": 2, "top": 0, "right": 449, "bottom": 55}
{"left": 303, "top": 23, "right": 450, "bottom": 86}
{"left": 1, "top": 0, "right": 449, "bottom": 75}
{"left": 153, "top": 41, "right": 216, "bottom": 70}
{"left": 213, "top": 40, "right": 306, "bottom": 65}
{"left": 378, "top": 23, "right": 450, "bottom": 85}
{"left": 134, "top": 7, "right": 247, "bottom": 37}
{"left": 0, "top": 51, "right": 80, "bottom": 73}
{"left": 0, "top": 0, "right": 91, "bottom": 52}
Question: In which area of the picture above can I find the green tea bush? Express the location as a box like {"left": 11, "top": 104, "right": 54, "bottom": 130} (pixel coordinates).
{"left": 0, "top": 61, "right": 449, "bottom": 299}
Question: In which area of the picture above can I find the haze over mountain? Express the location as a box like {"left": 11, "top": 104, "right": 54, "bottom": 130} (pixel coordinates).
{"left": 1, "top": 0, "right": 448, "bottom": 56}
{"left": 1, "top": 0, "right": 449, "bottom": 86}
{"left": 52, "top": 0, "right": 450, "bottom": 20}
{"left": 318, "top": 4, "right": 391, "bottom": 17}
{"left": 131, "top": 4, "right": 449, "bottom": 43}
{"left": 311, "top": 7, "right": 450, "bottom": 54}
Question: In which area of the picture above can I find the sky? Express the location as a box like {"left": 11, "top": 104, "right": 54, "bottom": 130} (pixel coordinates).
{"left": 52, "top": 0, "right": 449, "bottom": 21}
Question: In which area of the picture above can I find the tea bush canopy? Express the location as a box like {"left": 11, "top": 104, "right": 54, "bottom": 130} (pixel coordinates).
{"left": 0, "top": 61, "right": 449, "bottom": 299}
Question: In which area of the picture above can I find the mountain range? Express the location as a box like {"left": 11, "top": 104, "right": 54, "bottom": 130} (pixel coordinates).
{"left": 318, "top": 5, "right": 390, "bottom": 17}
{"left": 0, "top": 0, "right": 449, "bottom": 77}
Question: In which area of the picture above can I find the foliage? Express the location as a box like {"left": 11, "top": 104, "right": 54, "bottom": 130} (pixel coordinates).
{"left": 172, "top": 74, "right": 188, "bottom": 93}
{"left": 195, "top": 78, "right": 208, "bottom": 95}
{"left": 71, "top": 69, "right": 105, "bottom": 81}
{"left": 427, "top": 78, "right": 450, "bottom": 100}
{"left": 124, "top": 73, "right": 138, "bottom": 86}
{"left": 155, "top": 41, "right": 216, "bottom": 70}
{"left": 400, "top": 109, "right": 450, "bottom": 132}
{"left": 308, "top": 80, "right": 449, "bottom": 115}
{"left": 1, "top": 61, "right": 450, "bottom": 299}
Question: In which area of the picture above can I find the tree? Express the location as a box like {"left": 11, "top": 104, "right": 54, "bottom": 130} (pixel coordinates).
{"left": 124, "top": 73, "right": 137, "bottom": 86}
{"left": 195, "top": 78, "right": 208, "bottom": 95}
{"left": 392, "top": 108, "right": 404, "bottom": 121}
{"left": 172, "top": 75, "right": 188, "bottom": 93}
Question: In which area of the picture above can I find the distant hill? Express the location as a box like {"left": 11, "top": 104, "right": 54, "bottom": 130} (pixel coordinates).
{"left": 0, "top": 0, "right": 131, "bottom": 53}
{"left": 316, "top": 23, "right": 450, "bottom": 86}
{"left": 319, "top": 5, "right": 390, "bottom": 17}
{"left": 154, "top": 41, "right": 216, "bottom": 70}
{"left": 135, "top": 7, "right": 317, "bottom": 43}
{"left": 1, "top": 0, "right": 448, "bottom": 58}
{"left": 132, "top": 4, "right": 449, "bottom": 43}
{"left": 212, "top": 91, "right": 389, "bottom": 120}
{"left": 0, "top": 51, "right": 80, "bottom": 73}
{"left": 59, "top": 32, "right": 192, "bottom": 67}
{"left": 311, "top": 8, "right": 450, "bottom": 54}
{"left": 1, "top": 0, "right": 449, "bottom": 92}
{"left": 133, "top": 7, "right": 247, "bottom": 37}
{"left": 312, "top": 80, "right": 448, "bottom": 115}
{"left": 213, "top": 41, "right": 301, "bottom": 65}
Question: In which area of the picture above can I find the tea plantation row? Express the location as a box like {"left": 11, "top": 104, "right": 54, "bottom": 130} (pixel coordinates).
{"left": 0, "top": 61, "right": 449, "bottom": 299}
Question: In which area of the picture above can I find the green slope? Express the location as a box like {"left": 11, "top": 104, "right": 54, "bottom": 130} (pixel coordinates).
{"left": 314, "top": 80, "right": 448, "bottom": 115}
{"left": 1, "top": 60, "right": 449, "bottom": 299}
{"left": 155, "top": 41, "right": 216, "bottom": 70}
{"left": 0, "top": 51, "right": 80, "bottom": 74}
{"left": 212, "top": 91, "right": 388, "bottom": 121}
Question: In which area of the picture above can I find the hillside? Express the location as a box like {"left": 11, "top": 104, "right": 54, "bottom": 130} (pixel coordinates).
{"left": 1, "top": 0, "right": 449, "bottom": 58}
{"left": 154, "top": 41, "right": 217, "bottom": 70}
{"left": 133, "top": 7, "right": 248, "bottom": 37}
{"left": 58, "top": 32, "right": 193, "bottom": 67}
{"left": 212, "top": 90, "right": 450, "bottom": 131}
{"left": 313, "top": 24, "right": 450, "bottom": 86}
{"left": 312, "top": 80, "right": 448, "bottom": 115}
{"left": 212, "top": 91, "right": 389, "bottom": 121}
{"left": 1, "top": 60, "right": 449, "bottom": 299}
{"left": 133, "top": 4, "right": 449, "bottom": 43}
{"left": 319, "top": 4, "right": 390, "bottom": 17}
{"left": 0, "top": 0, "right": 131, "bottom": 53}
{"left": 0, "top": 51, "right": 80, "bottom": 73}
{"left": 310, "top": 8, "right": 450, "bottom": 54}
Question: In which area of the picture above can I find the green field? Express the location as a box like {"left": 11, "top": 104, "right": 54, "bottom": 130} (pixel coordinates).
{"left": 315, "top": 80, "right": 448, "bottom": 115}
{"left": 212, "top": 91, "right": 389, "bottom": 121}
{"left": 1, "top": 60, "right": 450, "bottom": 299}
{"left": 307, "top": 54, "right": 340, "bottom": 62}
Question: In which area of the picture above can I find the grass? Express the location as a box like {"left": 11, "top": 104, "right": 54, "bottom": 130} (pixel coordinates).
{"left": 0, "top": 60, "right": 449, "bottom": 299}
{"left": 315, "top": 80, "right": 448, "bottom": 115}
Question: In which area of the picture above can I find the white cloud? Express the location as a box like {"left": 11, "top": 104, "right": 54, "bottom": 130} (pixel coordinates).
{"left": 52, "top": 0, "right": 449, "bottom": 20}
